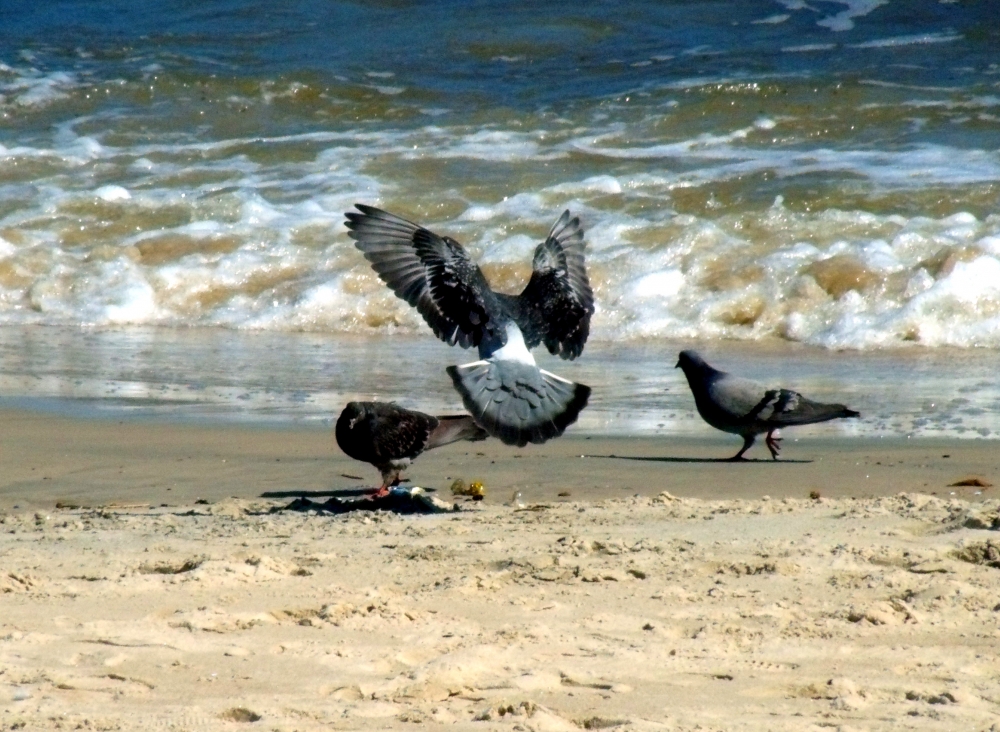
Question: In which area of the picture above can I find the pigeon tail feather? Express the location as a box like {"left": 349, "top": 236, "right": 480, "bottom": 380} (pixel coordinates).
{"left": 446, "top": 360, "right": 590, "bottom": 447}
{"left": 426, "top": 415, "right": 488, "bottom": 449}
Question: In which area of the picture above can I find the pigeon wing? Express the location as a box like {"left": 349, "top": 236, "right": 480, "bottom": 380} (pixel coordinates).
{"left": 413, "top": 229, "right": 495, "bottom": 347}
{"left": 707, "top": 374, "right": 777, "bottom": 421}
{"left": 370, "top": 405, "right": 438, "bottom": 462}
{"left": 710, "top": 379, "right": 859, "bottom": 426}
{"left": 514, "top": 210, "right": 594, "bottom": 360}
{"left": 762, "top": 389, "right": 860, "bottom": 426}
{"left": 345, "top": 205, "right": 492, "bottom": 348}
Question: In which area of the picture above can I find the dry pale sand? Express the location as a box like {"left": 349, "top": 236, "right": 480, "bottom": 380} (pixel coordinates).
{"left": 3, "top": 410, "right": 1000, "bottom": 730}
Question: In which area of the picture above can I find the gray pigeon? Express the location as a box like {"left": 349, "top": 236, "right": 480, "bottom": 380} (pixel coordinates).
{"left": 676, "top": 350, "right": 860, "bottom": 460}
{"left": 345, "top": 205, "right": 593, "bottom": 447}
{"left": 336, "top": 401, "right": 487, "bottom": 496}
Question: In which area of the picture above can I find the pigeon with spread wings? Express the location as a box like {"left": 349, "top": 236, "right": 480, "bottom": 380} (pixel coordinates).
{"left": 676, "top": 350, "right": 860, "bottom": 460}
{"left": 345, "top": 205, "right": 593, "bottom": 447}
{"left": 336, "top": 401, "right": 487, "bottom": 497}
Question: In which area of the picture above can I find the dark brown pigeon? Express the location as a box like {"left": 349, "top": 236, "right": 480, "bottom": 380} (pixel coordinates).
{"left": 336, "top": 401, "right": 487, "bottom": 496}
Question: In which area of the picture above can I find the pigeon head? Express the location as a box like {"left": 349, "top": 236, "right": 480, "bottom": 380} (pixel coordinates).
{"left": 338, "top": 401, "right": 368, "bottom": 429}
{"left": 675, "top": 350, "right": 708, "bottom": 372}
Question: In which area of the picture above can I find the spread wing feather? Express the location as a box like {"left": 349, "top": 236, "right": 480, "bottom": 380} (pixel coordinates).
{"left": 345, "top": 204, "right": 492, "bottom": 349}
{"left": 514, "top": 210, "right": 594, "bottom": 360}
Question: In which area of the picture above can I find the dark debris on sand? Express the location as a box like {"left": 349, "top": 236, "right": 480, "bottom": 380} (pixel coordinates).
{"left": 272, "top": 489, "right": 458, "bottom": 515}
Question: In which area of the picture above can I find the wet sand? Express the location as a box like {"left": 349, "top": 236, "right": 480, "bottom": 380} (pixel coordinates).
{"left": 3, "top": 410, "right": 1000, "bottom": 730}
{"left": 0, "top": 408, "right": 994, "bottom": 511}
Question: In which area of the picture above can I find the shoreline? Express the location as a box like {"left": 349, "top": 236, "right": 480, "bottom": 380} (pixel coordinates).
{"left": 1, "top": 324, "right": 999, "bottom": 441}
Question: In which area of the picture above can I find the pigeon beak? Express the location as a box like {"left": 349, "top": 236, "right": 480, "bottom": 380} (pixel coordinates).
{"left": 674, "top": 359, "right": 681, "bottom": 368}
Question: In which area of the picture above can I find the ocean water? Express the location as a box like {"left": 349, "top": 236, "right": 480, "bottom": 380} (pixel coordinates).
{"left": 1, "top": 1, "right": 999, "bottom": 435}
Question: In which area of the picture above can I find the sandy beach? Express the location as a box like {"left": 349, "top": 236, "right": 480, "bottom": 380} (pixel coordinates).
{"left": 3, "top": 410, "right": 1000, "bottom": 730}
{"left": 4, "top": 2, "right": 1000, "bottom": 728}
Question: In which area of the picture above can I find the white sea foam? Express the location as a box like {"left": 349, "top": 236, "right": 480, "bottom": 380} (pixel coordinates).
{"left": 401, "top": 128, "right": 564, "bottom": 162}
{"left": 1, "top": 68, "right": 78, "bottom": 107}
{"left": 95, "top": 185, "right": 131, "bottom": 202}
{"left": 0, "top": 237, "right": 16, "bottom": 259}
{"left": 850, "top": 32, "right": 963, "bottom": 49}
{"left": 103, "top": 276, "right": 160, "bottom": 325}
{"left": 782, "top": 43, "right": 837, "bottom": 53}
{"left": 753, "top": 14, "right": 792, "bottom": 25}
{"left": 634, "top": 270, "right": 684, "bottom": 299}
{"left": 816, "top": 0, "right": 888, "bottom": 32}
{"left": 902, "top": 95, "right": 1000, "bottom": 109}
{"left": 1, "top": 93, "right": 998, "bottom": 352}
{"left": 547, "top": 175, "right": 623, "bottom": 195}
{"left": 571, "top": 128, "right": 1000, "bottom": 187}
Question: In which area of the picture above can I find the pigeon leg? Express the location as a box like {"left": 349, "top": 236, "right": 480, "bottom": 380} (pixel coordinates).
{"left": 765, "top": 430, "right": 782, "bottom": 460}
{"left": 729, "top": 434, "right": 755, "bottom": 461}
{"left": 369, "top": 469, "right": 398, "bottom": 498}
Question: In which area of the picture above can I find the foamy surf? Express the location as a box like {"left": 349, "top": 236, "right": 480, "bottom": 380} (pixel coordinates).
{"left": 2, "top": 147, "right": 999, "bottom": 352}
{"left": 0, "top": 0, "right": 997, "bottom": 352}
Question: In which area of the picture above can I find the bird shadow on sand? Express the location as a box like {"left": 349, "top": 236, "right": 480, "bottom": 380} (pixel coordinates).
{"left": 260, "top": 485, "right": 437, "bottom": 500}
{"left": 261, "top": 488, "right": 373, "bottom": 499}
{"left": 585, "top": 454, "right": 813, "bottom": 464}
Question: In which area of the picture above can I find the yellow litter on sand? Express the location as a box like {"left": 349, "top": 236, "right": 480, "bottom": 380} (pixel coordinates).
{"left": 451, "top": 479, "right": 486, "bottom": 500}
